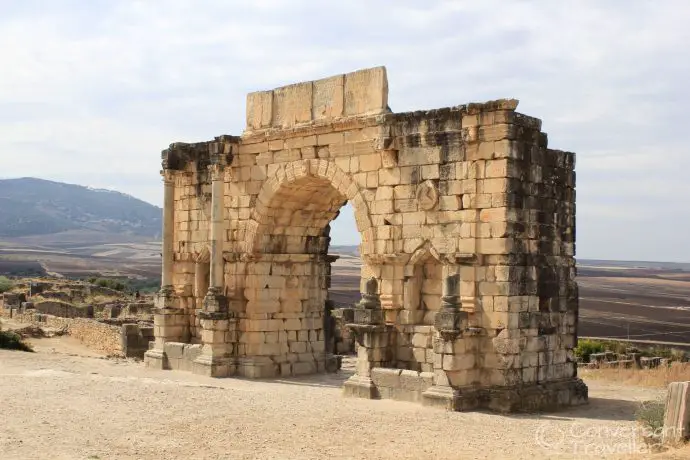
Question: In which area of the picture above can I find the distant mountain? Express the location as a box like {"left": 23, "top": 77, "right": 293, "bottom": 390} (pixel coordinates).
{"left": 0, "top": 178, "right": 161, "bottom": 238}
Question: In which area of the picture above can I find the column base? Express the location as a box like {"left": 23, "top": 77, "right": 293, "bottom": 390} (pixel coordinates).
{"left": 192, "top": 354, "right": 235, "bottom": 378}
{"left": 422, "top": 385, "right": 480, "bottom": 411}
{"left": 342, "top": 375, "right": 379, "bottom": 399}
{"left": 144, "top": 349, "right": 167, "bottom": 370}
{"left": 236, "top": 357, "right": 279, "bottom": 378}
{"left": 202, "top": 289, "right": 228, "bottom": 315}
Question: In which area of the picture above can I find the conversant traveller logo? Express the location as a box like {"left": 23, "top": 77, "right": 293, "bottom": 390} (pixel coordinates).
{"left": 534, "top": 416, "right": 674, "bottom": 456}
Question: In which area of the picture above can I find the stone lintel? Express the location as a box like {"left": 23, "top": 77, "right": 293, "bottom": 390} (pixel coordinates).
{"left": 246, "top": 66, "right": 389, "bottom": 132}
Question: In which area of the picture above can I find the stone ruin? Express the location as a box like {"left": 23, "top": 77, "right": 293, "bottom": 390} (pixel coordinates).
{"left": 145, "top": 66, "right": 587, "bottom": 412}
{"left": 1, "top": 281, "right": 155, "bottom": 359}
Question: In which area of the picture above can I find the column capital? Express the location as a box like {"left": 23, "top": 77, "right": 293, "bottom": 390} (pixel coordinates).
{"left": 160, "top": 169, "right": 175, "bottom": 184}
{"left": 208, "top": 163, "right": 225, "bottom": 181}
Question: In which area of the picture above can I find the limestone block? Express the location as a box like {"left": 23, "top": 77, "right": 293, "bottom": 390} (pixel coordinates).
{"left": 271, "top": 82, "right": 313, "bottom": 129}
{"left": 312, "top": 74, "right": 344, "bottom": 120}
{"left": 443, "top": 354, "right": 476, "bottom": 371}
{"left": 412, "top": 347, "right": 427, "bottom": 363}
{"left": 201, "top": 329, "right": 226, "bottom": 345}
{"left": 246, "top": 91, "right": 273, "bottom": 130}
{"left": 371, "top": 367, "right": 402, "bottom": 388}
{"left": 663, "top": 381, "right": 690, "bottom": 445}
{"left": 344, "top": 66, "right": 388, "bottom": 116}
{"left": 446, "top": 369, "right": 478, "bottom": 387}
{"left": 293, "top": 361, "right": 317, "bottom": 376}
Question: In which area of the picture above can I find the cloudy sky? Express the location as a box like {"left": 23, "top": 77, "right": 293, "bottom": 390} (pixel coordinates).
{"left": 1, "top": 1, "right": 688, "bottom": 262}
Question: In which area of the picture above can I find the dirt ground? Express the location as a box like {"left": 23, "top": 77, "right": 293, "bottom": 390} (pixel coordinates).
{"left": 2, "top": 334, "right": 689, "bottom": 460}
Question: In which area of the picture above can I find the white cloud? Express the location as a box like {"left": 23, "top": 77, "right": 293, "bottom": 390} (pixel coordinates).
{"left": 0, "top": 0, "right": 688, "bottom": 261}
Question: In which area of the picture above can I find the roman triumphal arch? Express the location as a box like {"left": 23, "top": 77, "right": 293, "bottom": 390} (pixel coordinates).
{"left": 145, "top": 66, "right": 587, "bottom": 412}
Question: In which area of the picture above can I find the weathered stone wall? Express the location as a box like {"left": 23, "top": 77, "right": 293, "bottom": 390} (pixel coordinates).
{"left": 34, "top": 300, "right": 91, "bottom": 318}
{"left": 121, "top": 323, "right": 154, "bottom": 359}
{"left": 1, "top": 307, "right": 123, "bottom": 356}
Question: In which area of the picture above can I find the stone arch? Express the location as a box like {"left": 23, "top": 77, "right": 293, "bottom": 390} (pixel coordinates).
{"left": 246, "top": 159, "right": 373, "bottom": 254}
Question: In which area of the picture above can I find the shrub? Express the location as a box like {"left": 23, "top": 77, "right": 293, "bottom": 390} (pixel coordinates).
{"left": 636, "top": 395, "right": 666, "bottom": 447}
{"left": 574, "top": 339, "right": 606, "bottom": 363}
{"left": 87, "top": 277, "right": 126, "bottom": 292}
{"left": 0, "top": 276, "right": 13, "bottom": 293}
{"left": 0, "top": 327, "right": 33, "bottom": 352}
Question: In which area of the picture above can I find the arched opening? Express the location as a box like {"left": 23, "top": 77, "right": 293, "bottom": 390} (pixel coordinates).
{"left": 253, "top": 176, "right": 346, "bottom": 254}
{"left": 242, "top": 169, "right": 368, "bottom": 376}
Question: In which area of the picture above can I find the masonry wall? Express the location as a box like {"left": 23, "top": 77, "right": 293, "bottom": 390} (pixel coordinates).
{"left": 1, "top": 308, "right": 123, "bottom": 356}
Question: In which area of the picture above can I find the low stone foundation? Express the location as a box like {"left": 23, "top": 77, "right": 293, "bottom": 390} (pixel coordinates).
{"left": 153, "top": 342, "right": 204, "bottom": 372}
{"left": 1, "top": 307, "right": 153, "bottom": 358}
{"left": 145, "top": 340, "right": 341, "bottom": 378}
{"left": 371, "top": 368, "right": 434, "bottom": 403}
{"left": 346, "top": 366, "right": 588, "bottom": 412}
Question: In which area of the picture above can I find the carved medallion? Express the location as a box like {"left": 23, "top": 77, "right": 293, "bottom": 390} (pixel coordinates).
{"left": 416, "top": 180, "right": 439, "bottom": 211}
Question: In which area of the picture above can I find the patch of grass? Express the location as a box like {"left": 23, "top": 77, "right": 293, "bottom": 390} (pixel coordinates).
{"left": 582, "top": 362, "right": 690, "bottom": 388}
{"left": 0, "top": 327, "right": 34, "bottom": 352}
{"left": 0, "top": 275, "right": 13, "bottom": 293}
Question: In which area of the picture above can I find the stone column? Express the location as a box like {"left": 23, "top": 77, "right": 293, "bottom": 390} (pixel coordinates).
{"left": 160, "top": 168, "right": 175, "bottom": 299}
{"left": 202, "top": 157, "right": 227, "bottom": 314}
{"left": 342, "top": 278, "right": 392, "bottom": 399}
{"left": 194, "top": 147, "right": 235, "bottom": 377}
{"left": 434, "top": 274, "right": 467, "bottom": 341}
{"left": 145, "top": 167, "right": 188, "bottom": 370}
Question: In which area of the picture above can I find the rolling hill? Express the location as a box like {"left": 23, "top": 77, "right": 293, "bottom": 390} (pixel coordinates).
{"left": 0, "top": 178, "right": 161, "bottom": 238}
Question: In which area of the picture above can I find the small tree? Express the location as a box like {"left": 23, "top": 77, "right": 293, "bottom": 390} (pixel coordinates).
{"left": 0, "top": 276, "right": 13, "bottom": 293}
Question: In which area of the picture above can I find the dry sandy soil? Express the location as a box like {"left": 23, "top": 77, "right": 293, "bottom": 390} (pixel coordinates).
{"left": 1, "top": 333, "right": 688, "bottom": 460}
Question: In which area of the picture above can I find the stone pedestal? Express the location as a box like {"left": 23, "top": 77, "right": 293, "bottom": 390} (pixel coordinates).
{"left": 342, "top": 278, "right": 392, "bottom": 399}
{"left": 192, "top": 311, "right": 236, "bottom": 377}
{"left": 422, "top": 274, "right": 473, "bottom": 407}
{"left": 663, "top": 381, "right": 690, "bottom": 445}
{"left": 342, "top": 325, "right": 391, "bottom": 399}
{"left": 144, "top": 296, "right": 189, "bottom": 370}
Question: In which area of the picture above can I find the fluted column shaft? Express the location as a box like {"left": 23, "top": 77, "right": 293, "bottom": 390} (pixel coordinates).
{"left": 209, "top": 164, "right": 225, "bottom": 291}
{"left": 161, "top": 170, "right": 175, "bottom": 291}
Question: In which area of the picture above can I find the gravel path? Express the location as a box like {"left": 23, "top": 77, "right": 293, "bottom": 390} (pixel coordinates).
{"left": 0, "top": 338, "right": 675, "bottom": 460}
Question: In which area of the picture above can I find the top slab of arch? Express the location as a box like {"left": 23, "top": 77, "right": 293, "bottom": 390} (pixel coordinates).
{"left": 245, "top": 66, "right": 521, "bottom": 134}
{"left": 245, "top": 66, "right": 391, "bottom": 132}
